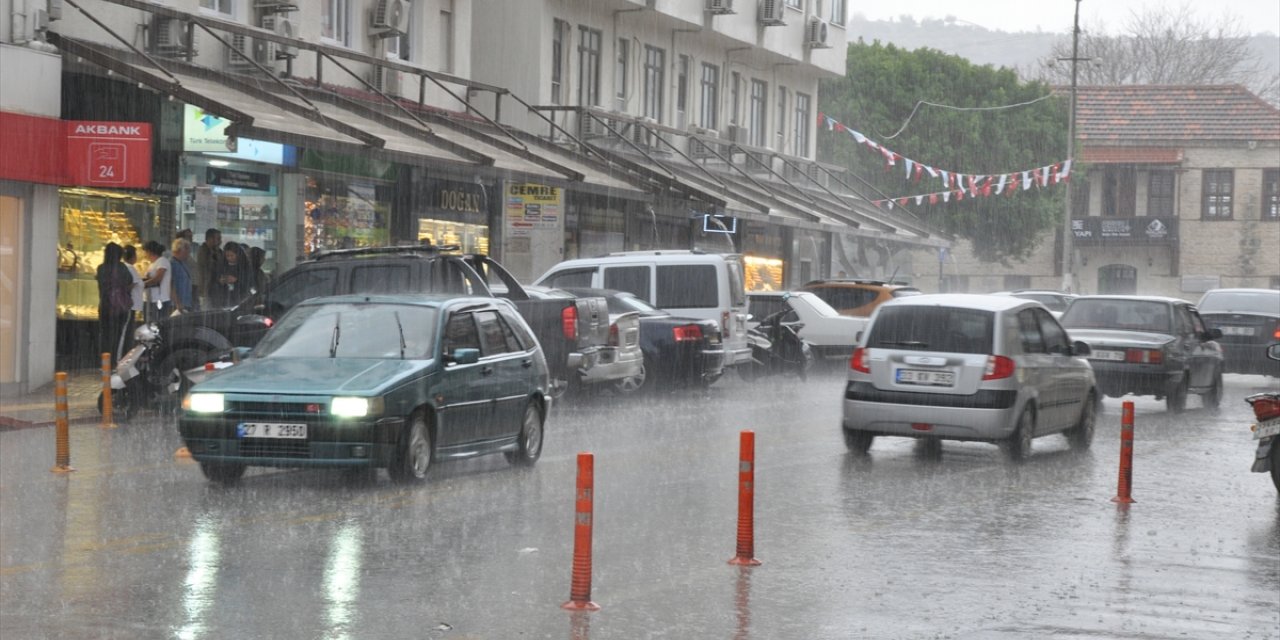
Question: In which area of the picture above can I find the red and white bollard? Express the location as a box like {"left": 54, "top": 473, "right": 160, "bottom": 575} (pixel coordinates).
{"left": 1112, "top": 401, "right": 1136, "bottom": 504}
{"left": 728, "top": 430, "right": 761, "bottom": 566}
{"left": 562, "top": 452, "right": 600, "bottom": 611}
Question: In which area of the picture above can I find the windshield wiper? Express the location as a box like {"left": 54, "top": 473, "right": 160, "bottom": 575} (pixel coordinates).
{"left": 880, "top": 340, "right": 928, "bottom": 348}
{"left": 329, "top": 312, "right": 341, "bottom": 358}
{"left": 394, "top": 311, "right": 406, "bottom": 359}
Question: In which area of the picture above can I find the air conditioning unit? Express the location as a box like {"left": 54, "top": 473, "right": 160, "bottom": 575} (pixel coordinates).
{"left": 150, "top": 16, "right": 193, "bottom": 57}
{"left": 805, "top": 162, "right": 829, "bottom": 187}
{"left": 254, "top": 0, "right": 298, "bottom": 14}
{"left": 370, "top": 0, "right": 410, "bottom": 38}
{"left": 688, "top": 129, "right": 721, "bottom": 159}
{"left": 370, "top": 67, "right": 402, "bottom": 95}
{"left": 578, "top": 114, "right": 607, "bottom": 140}
{"left": 806, "top": 17, "right": 831, "bottom": 48}
{"left": 758, "top": 0, "right": 785, "bottom": 26}
{"left": 727, "top": 124, "right": 748, "bottom": 144}
{"left": 707, "top": 0, "right": 736, "bottom": 15}
{"left": 262, "top": 14, "right": 298, "bottom": 59}
{"left": 633, "top": 117, "right": 659, "bottom": 148}
{"left": 226, "top": 33, "right": 256, "bottom": 71}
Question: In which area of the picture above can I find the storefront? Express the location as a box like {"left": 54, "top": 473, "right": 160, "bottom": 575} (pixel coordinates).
{"left": 740, "top": 221, "right": 786, "bottom": 292}
{"left": 565, "top": 193, "right": 628, "bottom": 260}
{"left": 787, "top": 227, "right": 830, "bottom": 288}
{"left": 301, "top": 151, "right": 396, "bottom": 255}
{"left": 56, "top": 187, "right": 168, "bottom": 321}
{"left": 410, "top": 176, "right": 492, "bottom": 253}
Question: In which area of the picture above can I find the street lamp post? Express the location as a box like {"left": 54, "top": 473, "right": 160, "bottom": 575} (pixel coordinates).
{"left": 1060, "top": 0, "right": 1084, "bottom": 293}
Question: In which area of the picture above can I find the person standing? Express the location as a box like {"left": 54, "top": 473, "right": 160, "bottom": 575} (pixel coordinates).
{"left": 170, "top": 238, "right": 195, "bottom": 313}
{"left": 95, "top": 243, "right": 133, "bottom": 365}
{"left": 122, "top": 245, "right": 144, "bottom": 352}
{"left": 196, "top": 228, "right": 223, "bottom": 309}
{"left": 213, "top": 242, "right": 252, "bottom": 308}
{"left": 142, "top": 240, "right": 173, "bottom": 319}
{"left": 249, "top": 246, "right": 269, "bottom": 293}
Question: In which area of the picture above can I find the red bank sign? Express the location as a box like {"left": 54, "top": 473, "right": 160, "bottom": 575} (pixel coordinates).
{"left": 0, "top": 112, "right": 152, "bottom": 188}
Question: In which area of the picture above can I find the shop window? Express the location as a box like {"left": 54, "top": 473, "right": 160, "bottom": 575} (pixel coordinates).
{"left": 417, "top": 218, "right": 488, "bottom": 254}
{"left": 1202, "top": 169, "right": 1233, "bottom": 219}
{"left": 604, "top": 266, "right": 651, "bottom": 300}
{"left": 349, "top": 265, "right": 410, "bottom": 294}
{"left": 656, "top": 265, "right": 717, "bottom": 309}
{"left": 57, "top": 189, "right": 166, "bottom": 320}
{"left": 1, "top": 195, "right": 20, "bottom": 384}
{"left": 743, "top": 255, "right": 783, "bottom": 291}
{"left": 305, "top": 177, "right": 390, "bottom": 253}
{"left": 1147, "top": 170, "right": 1175, "bottom": 216}
{"left": 1263, "top": 169, "right": 1279, "bottom": 220}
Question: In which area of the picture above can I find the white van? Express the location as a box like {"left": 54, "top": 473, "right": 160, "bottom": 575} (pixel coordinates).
{"left": 534, "top": 251, "right": 752, "bottom": 367}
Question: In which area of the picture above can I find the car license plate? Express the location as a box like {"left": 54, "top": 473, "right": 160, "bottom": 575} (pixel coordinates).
{"left": 238, "top": 423, "right": 307, "bottom": 439}
{"left": 1221, "top": 326, "right": 1255, "bottom": 336}
{"left": 1090, "top": 350, "right": 1126, "bottom": 361}
{"left": 896, "top": 369, "right": 954, "bottom": 386}
{"left": 1255, "top": 418, "right": 1280, "bottom": 440}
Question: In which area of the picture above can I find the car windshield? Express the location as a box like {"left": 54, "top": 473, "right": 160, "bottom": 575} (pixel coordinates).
{"left": 1197, "top": 291, "right": 1280, "bottom": 315}
{"left": 253, "top": 302, "right": 439, "bottom": 359}
{"left": 1060, "top": 299, "right": 1171, "bottom": 332}
{"left": 867, "top": 306, "right": 994, "bottom": 354}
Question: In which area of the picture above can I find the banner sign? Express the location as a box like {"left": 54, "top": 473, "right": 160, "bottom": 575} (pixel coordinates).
{"left": 65, "top": 120, "right": 153, "bottom": 188}
{"left": 1071, "top": 216, "right": 1178, "bottom": 245}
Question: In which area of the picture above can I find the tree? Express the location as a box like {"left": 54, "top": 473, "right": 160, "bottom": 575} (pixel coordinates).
{"left": 819, "top": 41, "right": 1068, "bottom": 263}
{"left": 1038, "top": 4, "right": 1279, "bottom": 104}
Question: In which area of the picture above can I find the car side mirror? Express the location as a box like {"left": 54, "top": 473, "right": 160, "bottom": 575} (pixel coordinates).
{"left": 1071, "top": 340, "right": 1092, "bottom": 357}
{"left": 1204, "top": 328, "right": 1223, "bottom": 341}
{"left": 1267, "top": 344, "right": 1280, "bottom": 361}
{"left": 445, "top": 347, "right": 480, "bottom": 365}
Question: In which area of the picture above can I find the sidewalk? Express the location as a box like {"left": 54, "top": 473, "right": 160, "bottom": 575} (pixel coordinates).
{"left": 0, "top": 371, "right": 102, "bottom": 430}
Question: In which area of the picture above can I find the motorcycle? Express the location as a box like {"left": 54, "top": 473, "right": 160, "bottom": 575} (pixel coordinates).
{"left": 739, "top": 309, "right": 814, "bottom": 382}
{"left": 97, "top": 322, "right": 184, "bottom": 419}
{"left": 1246, "top": 344, "right": 1280, "bottom": 491}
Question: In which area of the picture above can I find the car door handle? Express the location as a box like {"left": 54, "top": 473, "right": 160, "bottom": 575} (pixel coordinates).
{"left": 521, "top": 359, "right": 533, "bottom": 368}
{"left": 481, "top": 366, "right": 494, "bottom": 376}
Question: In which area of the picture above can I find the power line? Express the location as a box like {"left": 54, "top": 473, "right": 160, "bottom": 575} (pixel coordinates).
{"left": 879, "top": 93, "right": 1056, "bottom": 139}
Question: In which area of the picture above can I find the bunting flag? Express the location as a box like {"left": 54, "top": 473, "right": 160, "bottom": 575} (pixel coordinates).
{"left": 819, "top": 112, "right": 1073, "bottom": 209}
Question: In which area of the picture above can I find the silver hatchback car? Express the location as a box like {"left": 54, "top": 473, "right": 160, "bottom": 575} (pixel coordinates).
{"left": 843, "top": 294, "right": 1098, "bottom": 460}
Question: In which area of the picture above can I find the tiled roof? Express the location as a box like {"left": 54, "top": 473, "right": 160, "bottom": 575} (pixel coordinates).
{"left": 1070, "top": 85, "right": 1280, "bottom": 142}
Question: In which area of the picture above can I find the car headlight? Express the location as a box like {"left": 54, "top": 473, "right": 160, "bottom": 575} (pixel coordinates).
{"left": 133, "top": 323, "right": 159, "bottom": 343}
{"left": 187, "top": 393, "right": 225, "bottom": 413}
{"left": 330, "top": 396, "right": 383, "bottom": 418}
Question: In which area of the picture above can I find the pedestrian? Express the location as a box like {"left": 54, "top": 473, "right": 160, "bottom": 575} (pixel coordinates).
{"left": 249, "top": 246, "right": 269, "bottom": 293}
{"left": 213, "top": 241, "right": 252, "bottom": 308}
{"left": 170, "top": 238, "right": 195, "bottom": 313}
{"left": 196, "top": 228, "right": 223, "bottom": 309}
{"left": 142, "top": 240, "right": 173, "bottom": 319}
{"left": 95, "top": 243, "right": 133, "bottom": 365}
{"left": 122, "top": 244, "right": 144, "bottom": 352}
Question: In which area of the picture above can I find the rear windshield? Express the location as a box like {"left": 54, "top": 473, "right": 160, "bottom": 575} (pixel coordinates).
{"left": 890, "top": 288, "right": 922, "bottom": 298}
{"left": 1060, "top": 299, "right": 1171, "bottom": 332}
{"left": 656, "top": 265, "right": 718, "bottom": 308}
{"left": 867, "top": 306, "right": 994, "bottom": 354}
{"left": 1197, "top": 291, "right": 1280, "bottom": 315}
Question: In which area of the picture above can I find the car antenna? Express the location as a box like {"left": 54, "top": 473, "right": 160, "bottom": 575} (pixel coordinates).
{"left": 887, "top": 265, "right": 900, "bottom": 284}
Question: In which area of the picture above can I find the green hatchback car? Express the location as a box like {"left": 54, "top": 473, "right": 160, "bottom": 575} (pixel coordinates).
{"left": 178, "top": 294, "right": 551, "bottom": 484}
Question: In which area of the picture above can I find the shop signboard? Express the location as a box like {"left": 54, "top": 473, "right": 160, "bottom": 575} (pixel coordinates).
{"left": 183, "top": 104, "right": 285, "bottom": 165}
{"left": 206, "top": 166, "right": 272, "bottom": 191}
{"left": 504, "top": 183, "right": 562, "bottom": 236}
{"left": 1071, "top": 216, "right": 1177, "bottom": 245}
{"left": 64, "top": 120, "right": 152, "bottom": 189}
{"left": 426, "top": 179, "right": 487, "bottom": 216}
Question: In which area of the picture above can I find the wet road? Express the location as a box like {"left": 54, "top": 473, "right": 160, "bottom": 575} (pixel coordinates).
{"left": 2, "top": 372, "right": 1279, "bottom": 639}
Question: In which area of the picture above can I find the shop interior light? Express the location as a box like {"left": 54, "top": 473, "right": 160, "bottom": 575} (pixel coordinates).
{"left": 208, "top": 160, "right": 231, "bottom": 167}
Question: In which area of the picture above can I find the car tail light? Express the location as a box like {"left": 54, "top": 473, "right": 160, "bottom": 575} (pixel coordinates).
{"left": 982, "top": 355, "right": 1016, "bottom": 380}
{"left": 1273, "top": 323, "right": 1280, "bottom": 340}
{"left": 1125, "top": 348, "right": 1162, "bottom": 364}
{"left": 608, "top": 323, "right": 619, "bottom": 347}
{"left": 263, "top": 317, "right": 273, "bottom": 327}
{"left": 673, "top": 324, "right": 703, "bottom": 342}
{"left": 850, "top": 347, "right": 870, "bottom": 373}
{"left": 721, "top": 311, "right": 731, "bottom": 338}
{"left": 1249, "top": 396, "right": 1280, "bottom": 422}
{"left": 561, "top": 305, "right": 578, "bottom": 341}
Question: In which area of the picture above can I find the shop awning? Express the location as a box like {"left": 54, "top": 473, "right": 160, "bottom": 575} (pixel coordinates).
{"left": 1079, "top": 147, "right": 1184, "bottom": 164}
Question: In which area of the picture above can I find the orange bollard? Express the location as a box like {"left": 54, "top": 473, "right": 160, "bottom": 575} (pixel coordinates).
{"left": 728, "top": 430, "right": 761, "bottom": 566}
{"left": 1112, "top": 401, "right": 1136, "bottom": 504}
{"left": 100, "top": 352, "right": 117, "bottom": 429}
{"left": 51, "top": 372, "right": 74, "bottom": 474}
{"left": 562, "top": 452, "right": 600, "bottom": 611}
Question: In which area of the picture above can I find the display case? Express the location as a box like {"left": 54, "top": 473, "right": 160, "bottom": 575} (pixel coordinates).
{"left": 304, "top": 176, "right": 390, "bottom": 253}
{"left": 417, "top": 217, "right": 489, "bottom": 254}
{"left": 57, "top": 189, "right": 162, "bottom": 320}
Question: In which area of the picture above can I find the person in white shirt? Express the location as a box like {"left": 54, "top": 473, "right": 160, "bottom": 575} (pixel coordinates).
{"left": 141, "top": 240, "right": 173, "bottom": 319}
{"left": 122, "top": 244, "right": 144, "bottom": 352}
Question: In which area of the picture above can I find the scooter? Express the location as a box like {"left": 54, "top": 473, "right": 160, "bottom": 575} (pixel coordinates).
{"left": 1246, "top": 344, "right": 1280, "bottom": 491}
{"left": 97, "top": 322, "right": 184, "bottom": 419}
{"left": 740, "top": 310, "right": 814, "bottom": 382}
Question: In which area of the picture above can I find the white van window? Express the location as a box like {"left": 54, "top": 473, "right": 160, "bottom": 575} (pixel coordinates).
{"left": 543, "top": 268, "right": 595, "bottom": 289}
{"left": 604, "top": 266, "right": 651, "bottom": 300}
{"left": 726, "top": 260, "right": 746, "bottom": 307}
{"left": 656, "top": 265, "right": 717, "bottom": 308}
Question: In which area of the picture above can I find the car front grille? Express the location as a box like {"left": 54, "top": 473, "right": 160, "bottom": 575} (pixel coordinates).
{"left": 238, "top": 439, "right": 311, "bottom": 459}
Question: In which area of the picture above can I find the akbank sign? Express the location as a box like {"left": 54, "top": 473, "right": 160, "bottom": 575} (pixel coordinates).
{"left": 182, "top": 104, "right": 286, "bottom": 165}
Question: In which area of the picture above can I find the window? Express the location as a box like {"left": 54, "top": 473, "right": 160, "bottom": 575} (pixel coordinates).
{"left": 775, "top": 86, "right": 787, "bottom": 150}
{"left": 1202, "top": 169, "right": 1233, "bottom": 219}
{"left": 497, "top": 306, "right": 536, "bottom": 351}
{"left": 1071, "top": 179, "right": 1090, "bottom": 217}
{"left": 794, "top": 92, "right": 810, "bottom": 156}
{"left": 475, "top": 311, "right": 511, "bottom": 356}
{"left": 349, "top": 265, "right": 409, "bottom": 294}
{"left": 543, "top": 268, "right": 595, "bottom": 289}
{"left": 265, "top": 268, "right": 337, "bottom": 316}
{"left": 320, "top": 0, "right": 349, "bottom": 44}
{"left": 199, "top": 0, "right": 232, "bottom": 14}
{"left": 551, "top": 19, "right": 568, "bottom": 104}
{"left": 831, "top": 0, "right": 847, "bottom": 25}
{"left": 615, "top": 39, "right": 629, "bottom": 99}
{"left": 748, "top": 296, "right": 787, "bottom": 322}
{"left": 604, "top": 266, "right": 651, "bottom": 300}
{"left": 1147, "top": 170, "right": 1175, "bottom": 216}
{"left": 748, "top": 79, "right": 767, "bottom": 147}
{"left": 784, "top": 0, "right": 801, "bottom": 7}
{"left": 578, "top": 27, "right": 602, "bottom": 106}
{"left": 1264, "top": 169, "right": 1280, "bottom": 220}
{"left": 443, "top": 312, "right": 481, "bottom": 354}
{"left": 1003, "top": 275, "right": 1031, "bottom": 290}
{"left": 699, "top": 63, "right": 719, "bottom": 129}
{"left": 438, "top": 1, "right": 454, "bottom": 73}
{"left": 1017, "top": 309, "right": 1046, "bottom": 354}
{"left": 729, "top": 71, "right": 740, "bottom": 125}
{"left": 656, "top": 265, "right": 718, "bottom": 309}
{"left": 676, "top": 55, "right": 690, "bottom": 123}
{"left": 1034, "top": 308, "right": 1071, "bottom": 355}
{"left": 867, "top": 306, "right": 994, "bottom": 354}
{"left": 1101, "top": 166, "right": 1136, "bottom": 216}
{"left": 642, "top": 45, "right": 665, "bottom": 121}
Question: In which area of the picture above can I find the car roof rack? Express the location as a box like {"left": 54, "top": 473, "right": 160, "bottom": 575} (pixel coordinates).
{"left": 803, "top": 278, "right": 912, "bottom": 287}
{"left": 309, "top": 243, "right": 462, "bottom": 261}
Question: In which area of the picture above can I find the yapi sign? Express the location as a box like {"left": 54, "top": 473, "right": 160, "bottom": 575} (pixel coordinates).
{"left": 65, "top": 120, "right": 152, "bottom": 188}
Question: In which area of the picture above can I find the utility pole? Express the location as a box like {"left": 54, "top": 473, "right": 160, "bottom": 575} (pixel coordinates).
{"left": 1059, "top": 0, "right": 1087, "bottom": 293}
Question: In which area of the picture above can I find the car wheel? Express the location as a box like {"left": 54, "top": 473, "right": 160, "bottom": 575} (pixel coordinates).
{"left": 1002, "top": 408, "right": 1035, "bottom": 461}
{"left": 1067, "top": 392, "right": 1097, "bottom": 450}
{"left": 1166, "top": 375, "right": 1189, "bottom": 414}
{"left": 1202, "top": 369, "right": 1223, "bottom": 411}
{"left": 613, "top": 358, "right": 649, "bottom": 395}
{"left": 199, "top": 462, "right": 245, "bottom": 485}
{"left": 389, "top": 413, "right": 432, "bottom": 484}
{"left": 843, "top": 429, "right": 874, "bottom": 455}
{"left": 505, "top": 401, "right": 545, "bottom": 467}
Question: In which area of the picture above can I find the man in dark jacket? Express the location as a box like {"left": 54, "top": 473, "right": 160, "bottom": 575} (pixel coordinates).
{"left": 196, "top": 228, "right": 223, "bottom": 309}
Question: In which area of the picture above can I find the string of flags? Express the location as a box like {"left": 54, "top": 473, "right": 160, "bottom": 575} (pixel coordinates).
{"left": 817, "top": 112, "right": 1073, "bottom": 210}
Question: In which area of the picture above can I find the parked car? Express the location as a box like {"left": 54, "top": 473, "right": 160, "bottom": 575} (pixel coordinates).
{"left": 747, "top": 291, "right": 867, "bottom": 362}
{"left": 178, "top": 294, "right": 551, "bottom": 484}
{"left": 1059, "top": 295, "right": 1224, "bottom": 412}
{"left": 991, "top": 290, "right": 1078, "bottom": 318}
{"left": 1196, "top": 288, "right": 1280, "bottom": 377}
{"left": 800, "top": 279, "right": 921, "bottom": 317}
{"left": 151, "top": 245, "right": 608, "bottom": 398}
{"left": 564, "top": 288, "right": 725, "bottom": 392}
{"left": 843, "top": 294, "right": 1097, "bottom": 460}
{"left": 534, "top": 251, "right": 751, "bottom": 369}
{"left": 500, "top": 285, "right": 644, "bottom": 394}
